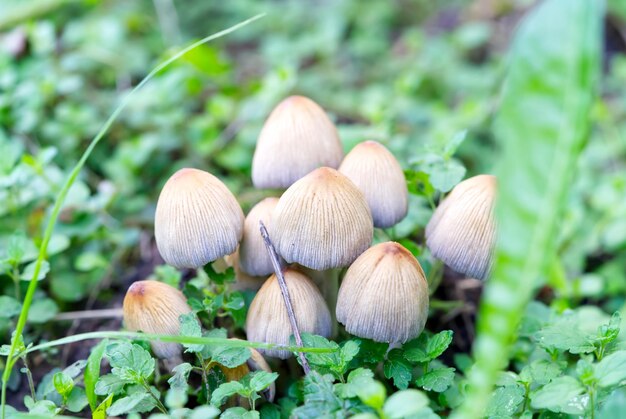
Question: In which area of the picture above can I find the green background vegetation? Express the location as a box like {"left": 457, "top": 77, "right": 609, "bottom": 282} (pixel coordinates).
{"left": 1, "top": 0, "right": 626, "bottom": 417}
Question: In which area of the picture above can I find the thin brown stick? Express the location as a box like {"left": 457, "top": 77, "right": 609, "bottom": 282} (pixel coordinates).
{"left": 53, "top": 308, "right": 124, "bottom": 322}
{"left": 259, "top": 220, "right": 310, "bottom": 375}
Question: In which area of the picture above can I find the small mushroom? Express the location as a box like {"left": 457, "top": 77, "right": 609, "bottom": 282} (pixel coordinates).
{"left": 336, "top": 242, "right": 429, "bottom": 344}
{"left": 339, "top": 141, "right": 408, "bottom": 228}
{"left": 155, "top": 168, "right": 244, "bottom": 269}
{"left": 272, "top": 167, "right": 373, "bottom": 270}
{"left": 425, "top": 174, "right": 496, "bottom": 280}
{"left": 239, "top": 197, "right": 280, "bottom": 276}
{"left": 252, "top": 96, "right": 344, "bottom": 189}
{"left": 123, "top": 280, "right": 193, "bottom": 358}
{"left": 246, "top": 268, "right": 331, "bottom": 359}
{"left": 219, "top": 340, "right": 276, "bottom": 406}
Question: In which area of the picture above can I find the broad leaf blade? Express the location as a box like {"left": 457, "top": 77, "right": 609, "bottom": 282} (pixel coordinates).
{"left": 458, "top": 0, "right": 604, "bottom": 417}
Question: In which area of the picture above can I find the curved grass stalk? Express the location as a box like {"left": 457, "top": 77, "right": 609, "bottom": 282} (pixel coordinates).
{"left": 0, "top": 14, "right": 265, "bottom": 419}
{"left": 19, "top": 331, "right": 336, "bottom": 357}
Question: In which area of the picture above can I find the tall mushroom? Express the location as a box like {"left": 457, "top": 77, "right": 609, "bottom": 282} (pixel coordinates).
{"left": 425, "top": 174, "right": 496, "bottom": 280}
{"left": 123, "top": 280, "right": 194, "bottom": 359}
{"left": 339, "top": 141, "right": 408, "bottom": 228}
{"left": 246, "top": 268, "right": 331, "bottom": 359}
{"left": 155, "top": 168, "right": 244, "bottom": 269}
{"left": 336, "top": 242, "right": 429, "bottom": 344}
{"left": 252, "top": 96, "right": 344, "bottom": 189}
{"left": 238, "top": 197, "right": 280, "bottom": 276}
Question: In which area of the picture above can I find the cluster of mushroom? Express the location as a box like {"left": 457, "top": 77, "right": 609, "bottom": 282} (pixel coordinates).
{"left": 121, "top": 94, "right": 498, "bottom": 366}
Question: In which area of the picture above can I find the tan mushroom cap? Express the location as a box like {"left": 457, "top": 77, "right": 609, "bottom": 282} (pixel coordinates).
{"left": 123, "top": 280, "right": 193, "bottom": 358}
{"left": 155, "top": 168, "right": 244, "bottom": 269}
{"left": 251, "top": 95, "right": 344, "bottom": 189}
{"left": 245, "top": 268, "right": 331, "bottom": 359}
{"left": 272, "top": 167, "right": 373, "bottom": 270}
{"left": 336, "top": 242, "right": 429, "bottom": 344}
{"left": 239, "top": 197, "right": 279, "bottom": 276}
{"left": 425, "top": 174, "right": 496, "bottom": 280}
{"left": 339, "top": 141, "right": 408, "bottom": 228}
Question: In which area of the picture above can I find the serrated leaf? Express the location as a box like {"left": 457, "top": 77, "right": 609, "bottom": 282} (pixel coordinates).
{"left": 168, "top": 363, "right": 193, "bottom": 391}
{"left": 0, "top": 296, "right": 21, "bottom": 318}
{"left": 334, "top": 368, "right": 375, "bottom": 399}
{"left": 595, "top": 350, "right": 626, "bottom": 388}
{"left": 179, "top": 312, "right": 203, "bottom": 353}
{"left": 85, "top": 340, "right": 107, "bottom": 411}
{"left": 384, "top": 349, "right": 413, "bottom": 390}
{"left": 291, "top": 372, "right": 342, "bottom": 417}
{"left": 211, "top": 381, "right": 244, "bottom": 407}
{"left": 211, "top": 345, "right": 251, "bottom": 368}
{"left": 383, "top": 389, "right": 429, "bottom": 419}
{"left": 519, "top": 360, "right": 562, "bottom": 385}
{"left": 530, "top": 376, "right": 585, "bottom": 414}
{"left": 486, "top": 384, "right": 525, "bottom": 417}
{"left": 20, "top": 260, "right": 50, "bottom": 281}
{"left": 106, "top": 342, "right": 155, "bottom": 382}
{"left": 106, "top": 388, "right": 155, "bottom": 416}
{"left": 94, "top": 374, "right": 126, "bottom": 396}
{"left": 249, "top": 371, "right": 278, "bottom": 393}
{"left": 415, "top": 367, "right": 455, "bottom": 392}
{"left": 535, "top": 315, "right": 595, "bottom": 354}
{"left": 404, "top": 331, "right": 453, "bottom": 363}
{"left": 356, "top": 380, "right": 387, "bottom": 410}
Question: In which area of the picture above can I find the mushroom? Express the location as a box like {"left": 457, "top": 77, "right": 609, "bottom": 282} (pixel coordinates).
{"left": 219, "top": 340, "right": 276, "bottom": 406}
{"left": 336, "top": 242, "right": 429, "bottom": 344}
{"left": 123, "top": 280, "right": 194, "bottom": 359}
{"left": 338, "top": 141, "right": 408, "bottom": 228}
{"left": 251, "top": 96, "right": 344, "bottom": 189}
{"left": 238, "top": 197, "right": 280, "bottom": 276}
{"left": 246, "top": 268, "right": 331, "bottom": 359}
{"left": 272, "top": 167, "right": 373, "bottom": 270}
{"left": 425, "top": 174, "right": 496, "bottom": 280}
{"left": 155, "top": 168, "right": 244, "bottom": 269}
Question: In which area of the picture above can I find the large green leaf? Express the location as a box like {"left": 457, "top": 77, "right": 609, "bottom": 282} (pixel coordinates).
{"left": 455, "top": 0, "right": 603, "bottom": 417}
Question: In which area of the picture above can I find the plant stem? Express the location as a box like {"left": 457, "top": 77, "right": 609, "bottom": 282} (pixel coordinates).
{"left": 259, "top": 221, "right": 311, "bottom": 375}
{"left": 142, "top": 380, "right": 167, "bottom": 414}
{"left": 21, "top": 357, "right": 36, "bottom": 402}
{"left": 0, "top": 15, "right": 266, "bottom": 419}
{"left": 321, "top": 268, "right": 340, "bottom": 338}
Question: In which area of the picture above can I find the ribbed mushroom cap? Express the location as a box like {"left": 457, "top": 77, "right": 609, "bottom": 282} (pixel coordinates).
{"left": 425, "top": 174, "right": 496, "bottom": 280}
{"left": 239, "top": 197, "right": 279, "bottom": 276}
{"left": 245, "top": 268, "right": 331, "bottom": 359}
{"left": 252, "top": 96, "right": 344, "bottom": 189}
{"left": 339, "top": 141, "right": 408, "bottom": 228}
{"left": 336, "top": 242, "right": 429, "bottom": 344}
{"left": 272, "top": 167, "right": 373, "bottom": 270}
{"left": 155, "top": 168, "right": 244, "bottom": 269}
{"left": 219, "top": 339, "right": 276, "bottom": 404}
{"left": 123, "top": 280, "right": 193, "bottom": 358}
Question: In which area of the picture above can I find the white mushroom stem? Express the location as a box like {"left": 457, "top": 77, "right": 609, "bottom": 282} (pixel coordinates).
{"left": 258, "top": 220, "right": 311, "bottom": 375}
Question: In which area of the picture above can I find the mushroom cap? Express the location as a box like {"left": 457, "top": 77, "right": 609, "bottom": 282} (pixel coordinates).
{"left": 425, "top": 174, "right": 496, "bottom": 280}
{"left": 251, "top": 96, "right": 344, "bottom": 189}
{"left": 272, "top": 167, "right": 373, "bottom": 270}
{"left": 339, "top": 141, "right": 408, "bottom": 228}
{"left": 239, "top": 197, "right": 280, "bottom": 276}
{"left": 123, "top": 280, "right": 193, "bottom": 358}
{"left": 245, "top": 268, "right": 331, "bottom": 359}
{"left": 155, "top": 168, "right": 244, "bottom": 269}
{"left": 336, "top": 242, "right": 429, "bottom": 344}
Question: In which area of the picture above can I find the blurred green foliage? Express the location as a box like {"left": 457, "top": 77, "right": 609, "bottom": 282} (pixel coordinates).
{"left": 1, "top": 0, "right": 626, "bottom": 416}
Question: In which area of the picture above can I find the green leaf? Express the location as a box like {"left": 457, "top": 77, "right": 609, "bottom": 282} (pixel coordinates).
{"left": 27, "top": 298, "right": 58, "bottom": 324}
{"left": 535, "top": 315, "right": 595, "bottom": 354}
{"left": 222, "top": 407, "right": 260, "bottom": 419}
{"left": 20, "top": 260, "right": 50, "bottom": 281}
{"left": 299, "top": 333, "right": 340, "bottom": 367}
{"left": 291, "top": 372, "right": 343, "bottom": 417}
{"left": 85, "top": 340, "right": 107, "bottom": 411}
{"left": 384, "top": 349, "right": 413, "bottom": 390}
{"left": 356, "top": 380, "right": 386, "bottom": 410}
{"left": 530, "top": 376, "right": 585, "bottom": 413}
{"left": 66, "top": 387, "right": 88, "bottom": 413}
{"left": 404, "top": 331, "right": 453, "bottom": 363}
{"left": 212, "top": 345, "right": 251, "bottom": 369}
{"left": 154, "top": 264, "right": 182, "bottom": 288}
{"left": 519, "top": 360, "right": 562, "bottom": 385}
{"left": 383, "top": 389, "right": 429, "bottom": 419}
{"left": 189, "top": 405, "right": 221, "bottom": 419}
{"left": 334, "top": 368, "right": 376, "bottom": 399}
{"left": 179, "top": 312, "right": 203, "bottom": 353}
{"left": 53, "top": 372, "right": 74, "bottom": 399}
{"left": 168, "top": 362, "right": 193, "bottom": 391}
{"left": 485, "top": 385, "right": 525, "bottom": 417}
{"left": 460, "top": 0, "right": 603, "bottom": 416}
{"left": 249, "top": 371, "right": 279, "bottom": 393}
{"left": 106, "top": 388, "right": 155, "bottom": 416}
{"left": 106, "top": 342, "right": 155, "bottom": 382}
{"left": 595, "top": 350, "right": 626, "bottom": 388}
{"left": 93, "top": 394, "right": 113, "bottom": 419}
{"left": 211, "top": 381, "right": 244, "bottom": 407}
{"left": 94, "top": 374, "right": 126, "bottom": 396}
{"left": 0, "top": 296, "right": 21, "bottom": 318}
{"left": 340, "top": 340, "right": 360, "bottom": 366}
{"left": 415, "top": 367, "right": 455, "bottom": 392}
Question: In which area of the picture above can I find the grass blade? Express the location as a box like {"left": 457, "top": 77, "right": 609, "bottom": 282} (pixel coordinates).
{"left": 453, "top": 0, "right": 603, "bottom": 417}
